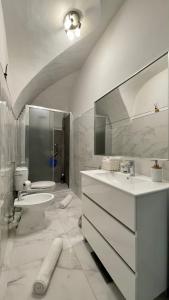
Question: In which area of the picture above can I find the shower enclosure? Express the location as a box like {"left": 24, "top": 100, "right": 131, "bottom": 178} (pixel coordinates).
{"left": 18, "top": 105, "right": 70, "bottom": 186}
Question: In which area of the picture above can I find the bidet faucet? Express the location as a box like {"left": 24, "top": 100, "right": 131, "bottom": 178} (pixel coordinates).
{"left": 17, "top": 190, "right": 33, "bottom": 201}
{"left": 18, "top": 191, "right": 27, "bottom": 201}
{"left": 127, "top": 160, "right": 135, "bottom": 176}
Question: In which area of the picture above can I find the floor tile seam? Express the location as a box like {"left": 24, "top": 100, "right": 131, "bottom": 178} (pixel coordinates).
{"left": 81, "top": 268, "right": 99, "bottom": 300}
{"left": 72, "top": 244, "right": 99, "bottom": 300}
{"left": 13, "top": 236, "right": 58, "bottom": 246}
{"left": 7, "top": 258, "right": 43, "bottom": 271}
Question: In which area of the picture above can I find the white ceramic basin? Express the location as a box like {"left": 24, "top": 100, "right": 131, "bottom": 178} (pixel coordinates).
{"left": 15, "top": 193, "right": 54, "bottom": 209}
{"left": 94, "top": 172, "right": 148, "bottom": 184}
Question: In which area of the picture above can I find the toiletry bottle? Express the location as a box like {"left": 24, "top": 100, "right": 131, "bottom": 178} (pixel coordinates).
{"left": 151, "top": 160, "right": 162, "bottom": 182}
{"left": 102, "top": 157, "right": 112, "bottom": 171}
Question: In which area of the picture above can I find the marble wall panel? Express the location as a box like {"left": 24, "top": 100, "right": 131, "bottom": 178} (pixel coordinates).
{"left": 0, "top": 101, "right": 17, "bottom": 273}
{"left": 72, "top": 109, "right": 102, "bottom": 197}
{"left": 111, "top": 110, "right": 168, "bottom": 158}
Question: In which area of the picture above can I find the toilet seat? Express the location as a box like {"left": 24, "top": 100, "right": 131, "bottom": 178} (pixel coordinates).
{"left": 31, "top": 181, "right": 56, "bottom": 189}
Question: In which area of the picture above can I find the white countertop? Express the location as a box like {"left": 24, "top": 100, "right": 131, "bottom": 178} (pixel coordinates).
{"left": 81, "top": 169, "right": 169, "bottom": 196}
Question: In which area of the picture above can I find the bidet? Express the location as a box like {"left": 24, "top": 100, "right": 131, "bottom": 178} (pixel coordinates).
{"left": 14, "top": 193, "right": 54, "bottom": 235}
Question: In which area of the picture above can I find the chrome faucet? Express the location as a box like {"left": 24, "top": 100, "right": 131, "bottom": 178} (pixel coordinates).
{"left": 127, "top": 160, "right": 135, "bottom": 176}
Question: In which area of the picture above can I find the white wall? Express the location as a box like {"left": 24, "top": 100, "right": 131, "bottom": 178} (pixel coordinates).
{"left": 0, "top": 0, "right": 8, "bottom": 71}
{"left": 0, "top": 0, "right": 12, "bottom": 107}
{"left": 133, "top": 69, "right": 168, "bottom": 116}
{"left": 33, "top": 71, "right": 78, "bottom": 111}
{"left": 70, "top": 0, "right": 169, "bottom": 117}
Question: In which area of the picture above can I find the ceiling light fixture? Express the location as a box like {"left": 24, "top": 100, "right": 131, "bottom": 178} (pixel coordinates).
{"left": 64, "top": 11, "right": 81, "bottom": 41}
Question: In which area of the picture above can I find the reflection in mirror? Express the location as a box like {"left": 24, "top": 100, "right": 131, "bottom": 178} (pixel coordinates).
{"left": 94, "top": 53, "right": 168, "bottom": 158}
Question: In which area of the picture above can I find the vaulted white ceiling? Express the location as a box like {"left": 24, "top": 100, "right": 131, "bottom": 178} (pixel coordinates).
{"left": 2, "top": 0, "right": 124, "bottom": 116}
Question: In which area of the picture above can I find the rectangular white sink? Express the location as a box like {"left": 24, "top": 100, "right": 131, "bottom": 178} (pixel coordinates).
{"left": 81, "top": 169, "right": 169, "bottom": 196}
{"left": 94, "top": 172, "right": 148, "bottom": 184}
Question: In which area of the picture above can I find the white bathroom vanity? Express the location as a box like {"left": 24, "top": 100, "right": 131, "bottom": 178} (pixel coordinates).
{"left": 81, "top": 170, "right": 169, "bottom": 300}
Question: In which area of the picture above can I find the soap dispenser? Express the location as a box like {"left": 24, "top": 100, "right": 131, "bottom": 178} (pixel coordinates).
{"left": 151, "top": 160, "right": 163, "bottom": 182}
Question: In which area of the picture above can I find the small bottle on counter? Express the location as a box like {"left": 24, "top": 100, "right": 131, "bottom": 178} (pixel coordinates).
{"left": 151, "top": 160, "right": 163, "bottom": 182}
{"left": 120, "top": 161, "right": 128, "bottom": 173}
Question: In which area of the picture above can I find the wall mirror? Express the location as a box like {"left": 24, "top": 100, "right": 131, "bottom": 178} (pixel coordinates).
{"left": 94, "top": 53, "right": 169, "bottom": 159}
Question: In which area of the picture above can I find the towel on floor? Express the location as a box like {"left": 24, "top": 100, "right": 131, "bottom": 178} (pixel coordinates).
{"left": 33, "top": 238, "right": 63, "bottom": 295}
{"left": 59, "top": 194, "right": 73, "bottom": 209}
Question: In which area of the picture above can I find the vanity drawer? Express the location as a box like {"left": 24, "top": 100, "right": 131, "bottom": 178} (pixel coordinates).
{"left": 82, "top": 216, "right": 136, "bottom": 300}
{"left": 82, "top": 175, "right": 136, "bottom": 231}
{"left": 83, "top": 194, "right": 136, "bottom": 271}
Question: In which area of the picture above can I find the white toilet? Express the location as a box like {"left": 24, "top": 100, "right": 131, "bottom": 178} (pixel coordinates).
{"left": 14, "top": 167, "right": 56, "bottom": 192}
{"left": 14, "top": 167, "right": 55, "bottom": 234}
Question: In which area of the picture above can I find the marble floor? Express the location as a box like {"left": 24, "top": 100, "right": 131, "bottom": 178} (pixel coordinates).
{"left": 1, "top": 188, "right": 168, "bottom": 300}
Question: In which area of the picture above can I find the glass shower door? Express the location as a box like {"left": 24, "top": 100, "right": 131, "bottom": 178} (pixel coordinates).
{"left": 29, "top": 107, "right": 54, "bottom": 182}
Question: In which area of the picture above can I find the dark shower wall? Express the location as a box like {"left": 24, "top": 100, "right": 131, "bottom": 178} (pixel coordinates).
{"left": 29, "top": 108, "right": 53, "bottom": 182}
{"left": 28, "top": 106, "right": 70, "bottom": 184}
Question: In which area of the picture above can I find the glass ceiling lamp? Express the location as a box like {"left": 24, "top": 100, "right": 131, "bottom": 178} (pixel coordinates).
{"left": 64, "top": 11, "right": 81, "bottom": 40}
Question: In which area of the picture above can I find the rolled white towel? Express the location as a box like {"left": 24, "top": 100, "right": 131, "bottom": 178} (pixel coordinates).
{"left": 59, "top": 194, "right": 73, "bottom": 209}
{"left": 33, "top": 238, "right": 63, "bottom": 295}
